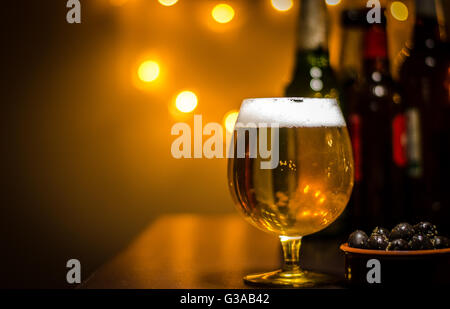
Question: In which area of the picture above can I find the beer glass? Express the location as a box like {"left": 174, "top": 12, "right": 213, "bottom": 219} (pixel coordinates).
{"left": 227, "top": 97, "right": 354, "bottom": 287}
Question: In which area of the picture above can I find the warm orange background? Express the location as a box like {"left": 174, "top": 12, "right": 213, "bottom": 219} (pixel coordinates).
{"left": 2, "top": 0, "right": 449, "bottom": 287}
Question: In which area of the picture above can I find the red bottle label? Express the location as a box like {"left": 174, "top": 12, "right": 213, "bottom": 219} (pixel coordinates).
{"left": 392, "top": 114, "right": 407, "bottom": 167}
{"left": 349, "top": 114, "right": 362, "bottom": 181}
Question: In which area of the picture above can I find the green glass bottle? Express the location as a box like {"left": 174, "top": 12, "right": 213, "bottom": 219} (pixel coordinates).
{"left": 285, "top": 0, "right": 342, "bottom": 112}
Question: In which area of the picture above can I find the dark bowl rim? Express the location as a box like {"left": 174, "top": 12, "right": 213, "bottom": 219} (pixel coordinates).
{"left": 340, "top": 243, "right": 450, "bottom": 256}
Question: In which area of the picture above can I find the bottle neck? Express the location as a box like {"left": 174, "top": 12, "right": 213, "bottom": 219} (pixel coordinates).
{"left": 415, "top": 0, "right": 437, "bottom": 19}
{"left": 364, "top": 58, "right": 390, "bottom": 75}
{"left": 340, "top": 28, "right": 364, "bottom": 80}
{"left": 412, "top": 0, "right": 442, "bottom": 49}
{"left": 295, "top": 0, "right": 328, "bottom": 51}
{"left": 363, "top": 25, "right": 389, "bottom": 75}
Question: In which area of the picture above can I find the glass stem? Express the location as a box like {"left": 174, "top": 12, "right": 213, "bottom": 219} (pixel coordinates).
{"left": 279, "top": 236, "right": 303, "bottom": 273}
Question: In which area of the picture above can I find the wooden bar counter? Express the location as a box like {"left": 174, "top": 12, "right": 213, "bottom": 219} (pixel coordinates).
{"left": 81, "top": 215, "right": 344, "bottom": 289}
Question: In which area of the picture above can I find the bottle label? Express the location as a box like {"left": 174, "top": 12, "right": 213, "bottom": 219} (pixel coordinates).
{"left": 392, "top": 114, "right": 407, "bottom": 167}
{"left": 349, "top": 114, "right": 362, "bottom": 181}
{"left": 406, "top": 108, "right": 423, "bottom": 177}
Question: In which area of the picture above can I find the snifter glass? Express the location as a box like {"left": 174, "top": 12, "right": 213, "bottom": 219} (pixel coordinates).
{"left": 227, "top": 97, "right": 354, "bottom": 287}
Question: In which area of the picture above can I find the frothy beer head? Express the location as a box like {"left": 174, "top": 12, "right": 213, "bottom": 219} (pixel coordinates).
{"left": 236, "top": 97, "right": 346, "bottom": 128}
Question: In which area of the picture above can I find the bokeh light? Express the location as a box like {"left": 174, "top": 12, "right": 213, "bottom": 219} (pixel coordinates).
{"left": 224, "top": 110, "right": 239, "bottom": 133}
{"left": 211, "top": 4, "right": 235, "bottom": 24}
{"left": 138, "top": 60, "right": 160, "bottom": 83}
{"left": 325, "top": 0, "right": 341, "bottom": 6}
{"left": 176, "top": 91, "right": 198, "bottom": 113}
{"left": 271, "top": 0, "right": 293, "bottom": 12}
{"left": 390, "top": 1, "right": 409, "bottom": 21}
{"left": 158, "top": 0, "right": 178, "bottom": 7}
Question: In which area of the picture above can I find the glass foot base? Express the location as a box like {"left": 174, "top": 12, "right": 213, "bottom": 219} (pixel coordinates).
{"left": 243, "top": 269, "right": 337, "bottom": 288}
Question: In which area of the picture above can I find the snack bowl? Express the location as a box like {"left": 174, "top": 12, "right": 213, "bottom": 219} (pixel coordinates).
{"left": 340, "top": 243, "right": 450, "bottom": 287}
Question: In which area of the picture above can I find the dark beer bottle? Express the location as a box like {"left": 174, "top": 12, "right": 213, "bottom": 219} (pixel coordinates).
{"left": 359, "top": 20, "right": 400, "bottom": 229}
{"left": 399, "top": 0, "right": 449, "bottom": 230}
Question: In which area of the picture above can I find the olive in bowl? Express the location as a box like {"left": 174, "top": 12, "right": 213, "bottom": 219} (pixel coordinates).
{"left": 341, "top": 222, "right": 450, "bottom": 286}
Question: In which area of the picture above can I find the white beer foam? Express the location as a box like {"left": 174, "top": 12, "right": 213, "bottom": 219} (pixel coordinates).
{"left": 236, "top": 97, "right": 346, "bottom": 127}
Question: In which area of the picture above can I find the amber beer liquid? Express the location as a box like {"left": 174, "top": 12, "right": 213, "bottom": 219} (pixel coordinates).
{"left": 228, "top": 99, "right": 354, "bottom": 237}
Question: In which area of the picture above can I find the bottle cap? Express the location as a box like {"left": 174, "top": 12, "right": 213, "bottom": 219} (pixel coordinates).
{"left": 415, "top": 0, "right": 437, "bottom": 18}
{"left": 341, "top": 9, "right": 367, "bottom": 28}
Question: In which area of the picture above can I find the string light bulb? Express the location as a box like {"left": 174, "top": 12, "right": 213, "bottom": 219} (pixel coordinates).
{"left": 211, "top": 4, "right": 235, "bottom": 24}
{"left": 271, "top": 0, "right": 293, "bottom": 12}
{"left": 176, "top": 91, "right": 198, "bottom": 113}
{"left": 224, "top": 110, "right": 239, "bottom": 133}
{"left": 390, "top": 1, "right": 409, "bottom": 21}
{"left": 158, "top": 0, "right": 178, "bottom": 6}
{"left": 138, "top": 60, "right": 160, "bottom": 83}
{"left": 325, "top": 0, "right": 341, "bottom": 6}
